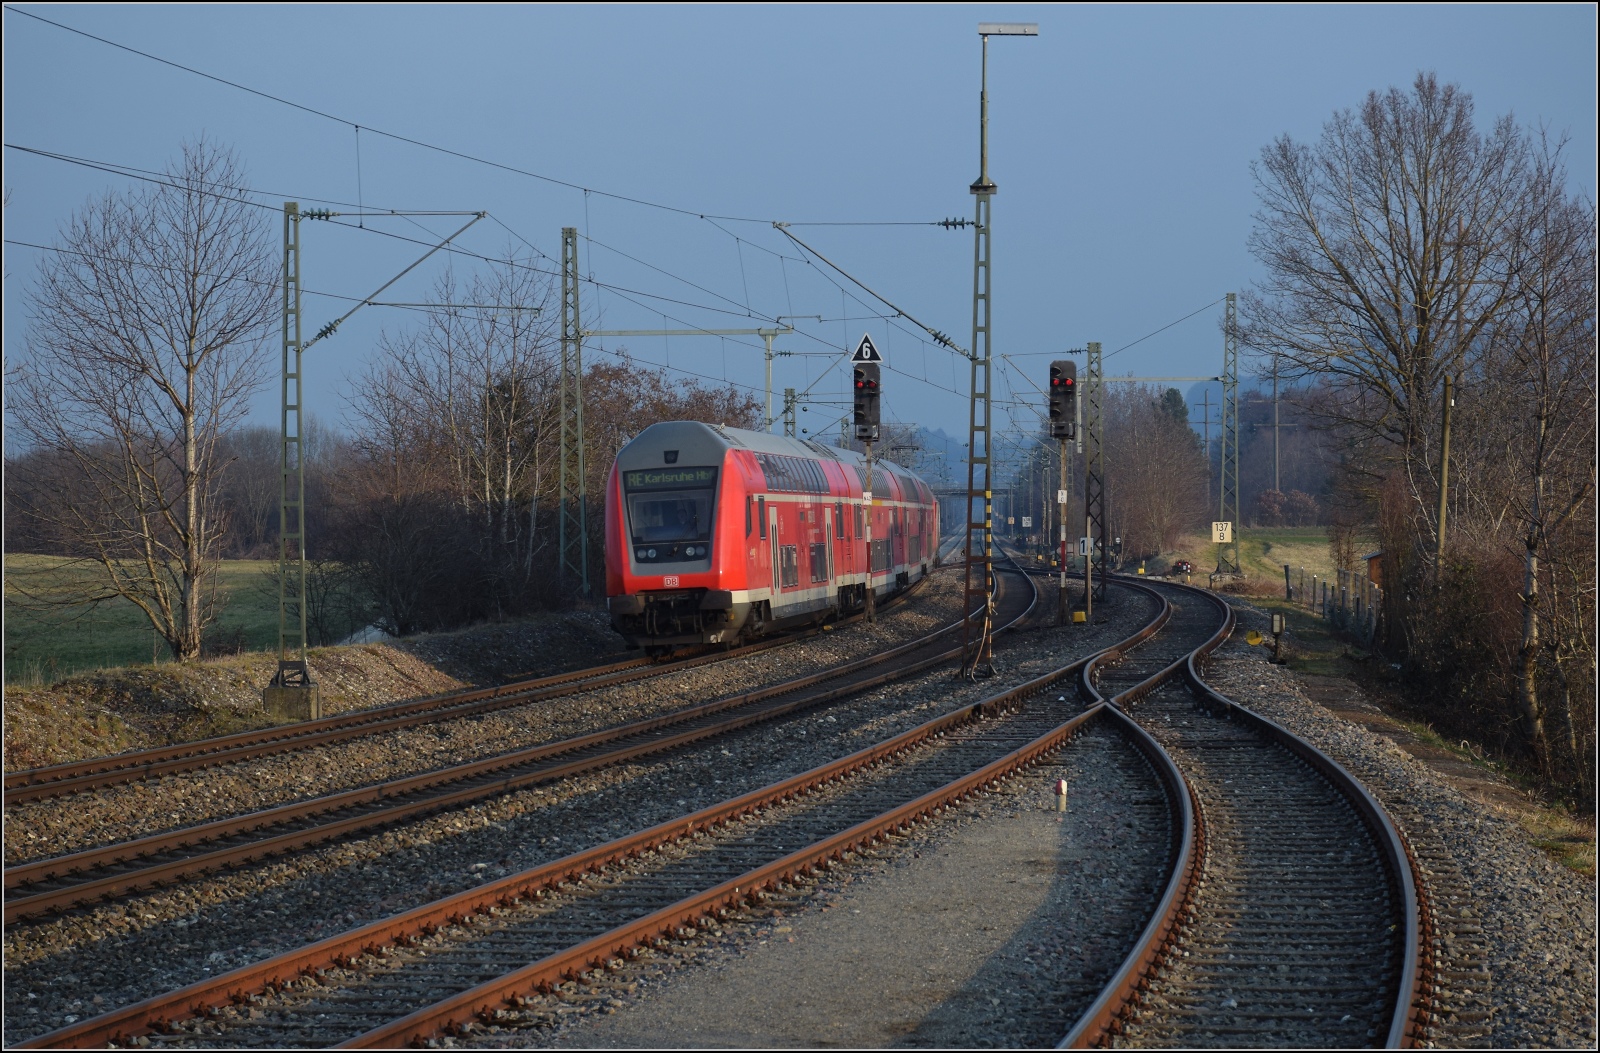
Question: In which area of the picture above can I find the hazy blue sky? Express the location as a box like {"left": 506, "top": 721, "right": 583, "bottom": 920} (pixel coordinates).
{"left": 5, "top": 4, "right": 1594, "bottom": 444}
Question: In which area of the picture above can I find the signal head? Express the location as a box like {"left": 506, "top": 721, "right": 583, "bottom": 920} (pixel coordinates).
{"left": 1047, "top": 359, "right": 1077, "bottom": 439}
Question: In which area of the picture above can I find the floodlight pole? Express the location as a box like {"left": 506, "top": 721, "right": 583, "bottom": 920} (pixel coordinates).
{"left": 960, "top": 21, "right": 1036, "bottom": 679}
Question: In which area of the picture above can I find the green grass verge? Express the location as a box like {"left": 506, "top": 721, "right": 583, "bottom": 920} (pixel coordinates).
{"left": 1386, "top": 709, "right": 1596, "bottom": 877}
{"left": 1118, "top": 526, "right": 1349, "bottom": 596}
{"left": 4, "top": 555, "right": 282, "bottom": 684}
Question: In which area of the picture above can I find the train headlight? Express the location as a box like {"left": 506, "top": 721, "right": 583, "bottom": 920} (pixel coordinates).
{"left": 646, "top": 548, "right": 657, "bottom": 559}
{"left": 686, "top": 545, "right": 698, "bottom": 556}
{"left": 636, "top": 548, "right": 646, "bottom": 560}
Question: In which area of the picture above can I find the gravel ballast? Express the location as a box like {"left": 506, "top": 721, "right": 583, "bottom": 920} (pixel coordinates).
{"left": 15, "top": 583, "right": 1584, "bottom": 1049}
{"left": 504, "top": 594, "right": 1593, "bottom": 1050}
{"left": 6, "top": 576, "right": 963, "bottom": 864}
{"left": 2, "top": 571, "right": 1158, "bottom": 1045}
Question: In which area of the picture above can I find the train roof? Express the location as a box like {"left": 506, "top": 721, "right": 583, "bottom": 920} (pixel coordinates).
{"left": 621, "top": 420, "right": 921, "bottom": 481}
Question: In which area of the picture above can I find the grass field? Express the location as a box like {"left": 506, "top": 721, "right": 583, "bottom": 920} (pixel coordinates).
{"left": 4, "top": 556, "right": 282, "bottom": 684}
{"left": 1144, "top": 525, "right": 1352, "bottom": 590}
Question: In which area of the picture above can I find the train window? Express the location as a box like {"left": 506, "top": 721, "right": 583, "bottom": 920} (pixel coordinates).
{"left": 746, "top": 496, "right": 752, "bottom": 538}
{"left": 758, "top": 496, "right": 767, "bottom": 538}
{"left": 622, "top": 467, "right": 718, "bottom": 562}
{"left": 854, "top": 502, "right": 863, "bottom": 539}
{"left": 836, "top": 502, "right": 845, "bottom": 537}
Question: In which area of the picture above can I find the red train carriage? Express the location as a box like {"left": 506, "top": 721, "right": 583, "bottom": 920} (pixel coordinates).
{"left": 605, "top": 421, "right": 939, "bottom": 651}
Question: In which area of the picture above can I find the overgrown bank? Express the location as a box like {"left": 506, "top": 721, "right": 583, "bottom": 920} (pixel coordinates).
{"left": 2, "top": 610, "right": 620, "bottom": 772}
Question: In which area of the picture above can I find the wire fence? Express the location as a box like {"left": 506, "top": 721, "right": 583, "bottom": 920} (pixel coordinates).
{"left": 1282, "top": 563, "right": 1381, "bottom": 646}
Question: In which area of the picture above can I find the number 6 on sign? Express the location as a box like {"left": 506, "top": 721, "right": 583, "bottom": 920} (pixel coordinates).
{"left": 1211, "top": 521, "right": 1233, "bottom": 544}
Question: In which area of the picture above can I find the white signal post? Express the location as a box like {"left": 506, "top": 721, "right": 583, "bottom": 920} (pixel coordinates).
{"left": 854, "top": 333, "right": 881, "bottom": 623}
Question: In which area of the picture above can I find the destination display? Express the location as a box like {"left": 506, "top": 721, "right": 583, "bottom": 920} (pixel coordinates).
{"left": 623, "top": 467, "right": 718, "bottom": 490}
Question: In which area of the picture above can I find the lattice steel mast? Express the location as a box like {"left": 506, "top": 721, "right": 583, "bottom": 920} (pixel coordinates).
{"left": 1083, "top": 340, "right": 1107, "bottom": 608}
{"left": 273, "top": 202, "right": 310, "bottom": 690}
{"left": 559, "top": 228, "right": 589, "bottom": 597}
{"left": 1217, "top": 292, "right": 1241, "bottom": 574}
{"left": 960, "top": 22, "right": 1035, "bottom": 676}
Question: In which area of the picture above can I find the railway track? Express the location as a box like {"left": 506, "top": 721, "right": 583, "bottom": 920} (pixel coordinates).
{"left": 3, "top": 577, "right": 940, "bottom": 806}
{"left": 4, "top": 652, "right": 709, "bottom": 805}
{"left": 16, "top": 557, "right": 1172, "bottom": 1050}
{"left": 3, "top": 568, "right": 1011, "bottom": 926}
{"left": 121, "top": 672, "right": 1110, "bottom": 1047}
{"left": 9, "top": 568, "right": 1427, "bottom": 1048}
{"left": 1062, "top": 578, "right": 1425, "bottom": 1049}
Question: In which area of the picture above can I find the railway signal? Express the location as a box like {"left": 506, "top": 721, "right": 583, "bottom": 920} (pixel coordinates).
{"left": 1048, "top": 360, "right": 1076, "bottom": 439}
{"left": 853, "top": 363, "right": 881, "bottom": 442}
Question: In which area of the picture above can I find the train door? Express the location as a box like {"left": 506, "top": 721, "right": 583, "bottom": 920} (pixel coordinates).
{"left": 769, "top": 503, "right": 780, "bottom": 593}
{"left": 825, "top": 506, "right": 835, "bottom": 581}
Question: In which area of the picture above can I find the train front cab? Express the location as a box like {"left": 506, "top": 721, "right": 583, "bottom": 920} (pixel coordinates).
{"left": 605, "top": 423, "right": 753, "bottom": 650}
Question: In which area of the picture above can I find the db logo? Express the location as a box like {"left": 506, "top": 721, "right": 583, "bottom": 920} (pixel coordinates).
{"left": 663, "top": 576, "right": 680, "bottom": 587}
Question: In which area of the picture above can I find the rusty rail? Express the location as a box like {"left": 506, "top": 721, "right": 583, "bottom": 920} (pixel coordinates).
{"left": 1059, "top": 578, "right": 1426, "bottom": 1049}
{"left": 5, "top": 576, "right": 935, "bottom": 805}
{"left": 3, "top": 571, "right": 991, "bottom": 925}
{"left": 1178, "top": 650, "right": 1428, "bottom": 1048}
{"left": 9, "top": 560, "right": 1075, "bottom": 1049}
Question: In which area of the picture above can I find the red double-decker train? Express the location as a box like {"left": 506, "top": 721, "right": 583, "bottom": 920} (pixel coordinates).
{"left": 604, "top": 421, "right": 940, "bottom": 652}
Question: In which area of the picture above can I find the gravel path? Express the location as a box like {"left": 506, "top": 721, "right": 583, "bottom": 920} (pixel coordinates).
{"left": 534, "top": 723, "right": 1171, "bottom": 1050}
{"left": 2, "top": 575, "right": 1160, "bottom": 1045}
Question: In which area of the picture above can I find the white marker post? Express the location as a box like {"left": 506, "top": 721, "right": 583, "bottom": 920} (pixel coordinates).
{"left": 853, "top": 333, "right": 882, "bottom": 624}
{"left": 1054, "top": 777, "right": 1068, "bottom": 812}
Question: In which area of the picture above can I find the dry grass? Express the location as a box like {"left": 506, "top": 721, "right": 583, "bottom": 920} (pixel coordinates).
{"left": 1158, "top": 525, "right": 1346, "bottom": 584}
{"left": 2, "top": 609, "right": 624, "bottom": 773}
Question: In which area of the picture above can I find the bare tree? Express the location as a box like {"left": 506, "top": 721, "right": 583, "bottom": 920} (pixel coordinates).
{"left": 215, "top": 425, "right": 281, "bottom": 557}
{"left": 371, "top": 259, "right": 561, "bottom": 579}
{"left": 9, "top": 140, "right": 276, "bottom": 660}
{"left": 1246, "top": 74, "right": 1597, "bottom": 797}
{"left": 1105, "top": 386, "right": 1209, "bottom": 558}
{"left": 1243, "top": 73, "right": 1528, "bottom": 546}
{"left": 1489, "top": 142, "right": 1597, "bottom": 765}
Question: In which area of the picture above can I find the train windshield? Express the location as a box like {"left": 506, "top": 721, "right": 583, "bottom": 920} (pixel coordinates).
{"left": 623, "top": 466, "right": 717, "bottom": 556}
